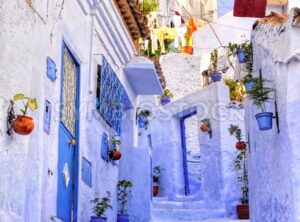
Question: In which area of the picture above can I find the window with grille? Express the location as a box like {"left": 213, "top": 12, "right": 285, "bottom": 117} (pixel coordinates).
{"left": 96, "top": 57, "right": 125, "bottom": 135}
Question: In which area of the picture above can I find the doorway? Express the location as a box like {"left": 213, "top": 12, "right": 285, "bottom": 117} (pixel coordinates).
{"left": 56, "top": 43, "right": 80, "bottom": 222}
{"left": 180, "top": 110, "right": 201, "bottom": 196}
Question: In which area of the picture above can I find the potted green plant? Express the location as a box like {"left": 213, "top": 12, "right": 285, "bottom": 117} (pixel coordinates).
{"left": 153, "top": 166, "right": 163, "bottom": 197}
{"left": 138, "top": 109, "right": 152, "bottom": 129}
{"left": 161, "top": 89, "right": 174, "bottom": 105}
{"left": 117, "top": 180, "right": 133, "bottom": 222}
{"left": 210, "top": 49, "right": 222, "bottom": 82}
{"left": 90, "top": 192, "right": 112, "bottom": 222}
{"left": 248, "top": 77, "right": 275, "bottom": 131}
{"left": 228, "top": 40, "right": 252, "bottom": 64}
{"left": 11, "top": 93, "right": 38, "bottom": 135}
{"left": 228, "top": 124, "right": 249, "bottom": 219}
{"left": 109, "top": 137, "right": 122, "bottom": 161}
{"left": 242, "top": 75, "right": 257, "bottom": 93}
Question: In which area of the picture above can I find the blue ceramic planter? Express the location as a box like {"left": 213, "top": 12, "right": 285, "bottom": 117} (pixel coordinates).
{"left": 237, "top": 50, "right": 246, "bottom": 63}
{"left": 211, "top": 72, "right": 222, "bottom": 82}
{"left": 245, "top": 81, "right": 255, "bottom": 92}
{"left": 255, "top": 112, "right": 273, "bottom": 131}
{"left": 138, "top": 116, "right": 147, "bottom": 128}
{"left": 161, "top": 96, "right": 171, "bottom": 105}
{"left": 90, "top": 216, "right": 107, "bottom": 222}
{"left": 117, "top": 214, "right": 129, "bottom": 222}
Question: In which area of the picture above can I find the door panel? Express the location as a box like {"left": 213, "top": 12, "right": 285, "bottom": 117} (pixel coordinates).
{"left": 57, "top": 46, "right": 79, "bottom": 222}
{"left": 57, "top": 124, "right": 75, "bottom": 222}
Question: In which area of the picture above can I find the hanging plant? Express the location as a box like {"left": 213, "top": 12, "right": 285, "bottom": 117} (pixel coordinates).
{"left": 228, "top": 124, "right": 246, "bottom": 151}
{"left": 200, "top": 119, "right": 210, "bottom": 132}
{"left": 138, "top": 109, "right": 152, "bottom": 129}
{"left": 228, "top": 40, "right": 252, "bottom": 64}
{"left": 248, "top": 76, "right": 275, "bottom": 131}
{"left": 228, "top": 124, "right": 249, "bottom": 219}
{"left": 10, "top": 93, "right": 38, "bottom": 135}
{"left": 160, "top": 89, "right": 174, "bottom": 105}
{"left": 109, "top": 137, "right": 122, "bottom": 161}
{"left": 209, "top": 49, "right": 222, "bottom": 82}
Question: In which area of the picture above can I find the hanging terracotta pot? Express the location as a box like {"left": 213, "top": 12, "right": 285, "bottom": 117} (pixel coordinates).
{"left": 109, "top": 149, "right": 122, "bottom": 160}
{"left": 12, "top": 115, "right": 35, "bottom": 135}
{"left": 200, "top": 124, "right": 209, "bottom": 132}
{"left": 237, "top": 204, "right": 249, "bottom": 219}
{"left": 236, "top": 141, "right": 247, "bottom": 150}
{"left": 182, "top": 46, "right": 193, "bottom": 55}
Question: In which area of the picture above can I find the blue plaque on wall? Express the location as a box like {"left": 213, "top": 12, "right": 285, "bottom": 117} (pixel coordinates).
{"left": 43, "top": 100, "right": 51, "bottom": 135}
{"left": 46, "top": 57, "right": 57, "bottom": 81}
{"left": 81, "top": 157, "right": 92, "bottom": 187}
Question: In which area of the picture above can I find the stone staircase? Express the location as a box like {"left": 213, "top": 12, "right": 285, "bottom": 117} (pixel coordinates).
{"left": 151, "top": 199, "right": 250, "bottom": 222}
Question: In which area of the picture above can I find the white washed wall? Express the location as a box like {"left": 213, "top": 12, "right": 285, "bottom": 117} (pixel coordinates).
{"left": 139, "top": 82, "right": 245, "bottom": 217}
{"left": 0, "top": 0, "right": 137, "bottom": 222}
{"left": 248, "top": 9, "right": 300, "bottom": 222}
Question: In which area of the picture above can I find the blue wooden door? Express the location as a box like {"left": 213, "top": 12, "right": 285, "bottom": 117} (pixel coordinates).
{"left": 180, "top": 111, "right": 197, "bottom": 196}
{"left": 57, "top": 45, "right": 79, "bottom": 222}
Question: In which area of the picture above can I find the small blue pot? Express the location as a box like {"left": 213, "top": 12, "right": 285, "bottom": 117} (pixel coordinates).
{"left": 237, "top": 49, "right": 246, "bottom": 63}
{"left": 255, "top": 112, "right": 273, "bottom": 131}
{"left": 138, "top": 116, "right": 147, "bottom": 128}
{"left": 245, "top": 81, "right": 255, "bottom": 92}
{"left": 211, "top": 72, "right": 222, "bottom": 82}
{"left": 161, "top": 96, "right": 171, "bottom": 105}
{"left": 90, "top": 216, "right": 107, "bottom": 222}
{"left": 117, "top": 214, "right": 129, "bottom": 222}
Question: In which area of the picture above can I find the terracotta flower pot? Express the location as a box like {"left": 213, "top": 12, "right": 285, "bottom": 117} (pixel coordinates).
{"left": 12, "top": 115, "right": 35, "bottom": 135}
{"left": 237, "top": 204, "right": 249, "bottom": 219}
{"left": 182, "top": 46, "right": 193, "bottom": 55}
{"left": 236, "top": 141, "right": 247, "bottom": 150}
{"left": 153, "top": 185, "right": 159, "bottom": 197}
{"left": 200, "top": 124, "right": 209, "bottom": 132}
{"left": 109, "top": 149, "right": 122, "bottom": 160}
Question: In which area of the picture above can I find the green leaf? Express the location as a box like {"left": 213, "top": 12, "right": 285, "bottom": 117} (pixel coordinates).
{"left": 19, "top": 109, "right": 26, "bottom": 115}
{"left": 13, "top": 93, "right": 24, "bottom": 101}
{"left": 27, "top": 98, "right": 38, "bottom": 111}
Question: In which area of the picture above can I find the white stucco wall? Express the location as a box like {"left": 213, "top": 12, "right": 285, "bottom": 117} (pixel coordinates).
{"left": 0, "top": 0, "right": 140, "bottom": 222}
{"left": 139, "top": 82, "right": 245, "bottom": 218}
{"left": 248, "top": 9, "right": 300, "bottom": 222}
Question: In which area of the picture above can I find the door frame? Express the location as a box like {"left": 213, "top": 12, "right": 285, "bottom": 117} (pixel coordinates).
{"left": 57, "top": 41, "right": 81, "bottom": 222}
{"left": 180, "top": 110, "right": 197, "bottom": 196}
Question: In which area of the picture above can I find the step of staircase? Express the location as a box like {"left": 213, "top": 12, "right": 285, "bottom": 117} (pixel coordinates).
{"left": 151, "top": 207, "right": 226, "bottom": 221}
{"left": 152, "top": 200, "right": 206, "bottom": 209}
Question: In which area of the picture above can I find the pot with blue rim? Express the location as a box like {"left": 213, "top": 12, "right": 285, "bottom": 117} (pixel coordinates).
{"left": 117, "top": 214, "right": 129, "bottom": 222}
{"left": 255, "top": 112, "right": 273, "bottom": 131}
{"left": 90, "top": 216, "right": 107, "bottom": 222}
{"left": 245, "top": 81, "right": 255, "bottom": 93}
{"left": 210, "top": 72, "right": 222, "bottom": 82}
{"left": 161, "top": 96, "right": 171, "bottom": 105}
{"left": 237, "top": 49, "right": 246, "bottom": 63}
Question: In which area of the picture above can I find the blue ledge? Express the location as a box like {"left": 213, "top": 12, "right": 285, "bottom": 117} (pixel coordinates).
{"left": 124, "top": 57, "right": 163, "bottom": 95}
